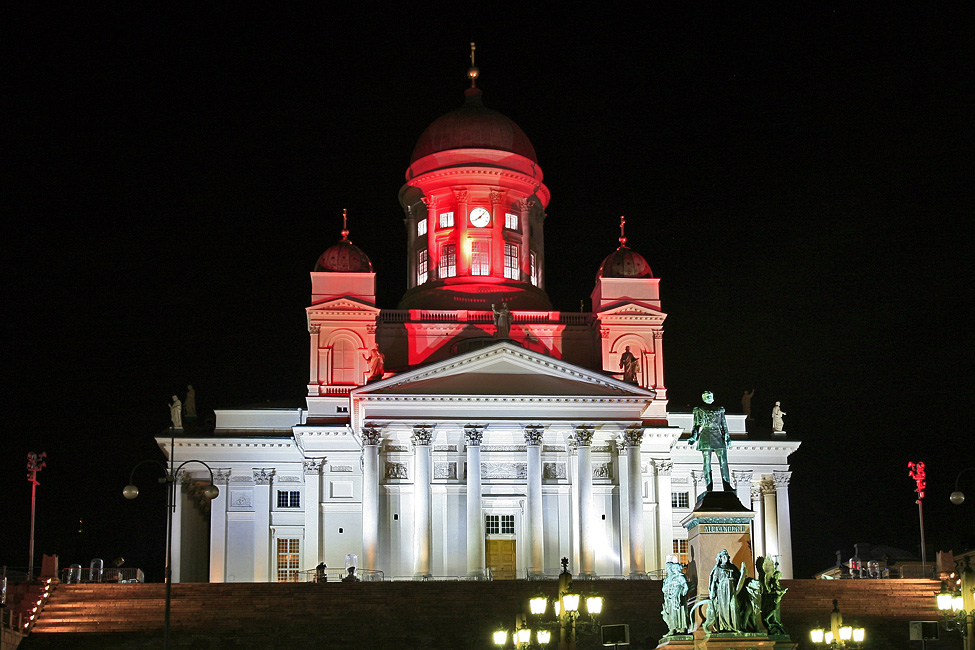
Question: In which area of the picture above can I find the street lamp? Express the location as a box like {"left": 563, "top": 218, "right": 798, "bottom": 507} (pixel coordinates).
{"left": 123, "top": 457, "right": 218, "bottom": 650}
{"left": 935, "top": 561, "right": 975, "bottom": 650}
{"left": 950, "top": 467, "right": 975, "bottom": 505}
{"left": 810, "top": 600, "right": 865, "bottom": 647}
{"left": 26, "top": 452, "right": 47, "bottom": 580}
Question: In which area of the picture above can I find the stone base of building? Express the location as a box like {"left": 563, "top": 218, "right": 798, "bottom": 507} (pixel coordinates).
{"left": 656, "top": 628, "right": 796, "bottom": 649}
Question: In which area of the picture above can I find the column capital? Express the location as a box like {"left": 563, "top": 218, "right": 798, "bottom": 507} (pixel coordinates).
{"left": 773, "top": 471, "right": 792, "bottom": 488}
{"left": 411, "top": 425, "right": 433, "bottom": 447}
{"left": 654, "top": 460, "right": 673, "bottom": 476}
{"left": 733, "top": 469, "right": 753, "bottom": 488}
{"left": 489, "top": 188, "right": 506, "bottom": 205}
{"left": 653, "top": 329, "right": 664, "bottom": 339}
{"left": 309, "top": 323, "right": 321, "bottom": 334}
{"left": 573, "top": 425, "right": 594, "bottom": 447}
{"left": 361, "top": 426, "right": 383, "bottom": 446}
{"left": 622, "top": 425, "right": 644, "bottom": 449}
{"left": 303, "top": 458, "right": 324, "bottom": 475}
{"left": 253, "top": 469, "right": 274, "bottom": 485}
{"left": 523, "top": 425, "right": 544, "bottom": 447}
{"left": 464, "top": 424, "right": 484, "bottom": 447}
{"left": 751, "top": 484, "right": 762, "bottom": 501}
{"left": 761, "top": 476, "right": 776, "bottom": 495}
{"left": 691, "top": 469, "right": 706, "bottom": 488}
{"left": 213, "top": 468, "right": 231, "bottom": 485}
{"left": 451, "top": 188, "right": 468, "bottom": 203}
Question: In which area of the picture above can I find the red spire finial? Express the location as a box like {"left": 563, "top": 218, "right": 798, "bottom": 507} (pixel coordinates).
{"left": 341, "top": 208, "right": 349, "bottom": 240}
{"left": 619, "top": 215, "right": 627, "bottom": 247}
{"left": 468, "top": 42, "right": 479, "bottom": 88}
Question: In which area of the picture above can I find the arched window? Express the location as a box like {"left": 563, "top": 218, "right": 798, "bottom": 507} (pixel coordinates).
{"left": 331, "top": 338, "right": 358, "bottom": 385}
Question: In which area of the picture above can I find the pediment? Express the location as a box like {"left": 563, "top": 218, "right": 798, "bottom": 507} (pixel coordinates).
{"left": 307, "top": 296, "right": 381, "bottom": 315}
{"left": 596, "top": 302, "right": 667, "bottom": 319}
{"left": 354, "top": 342, "right": 655, "bottom": 398}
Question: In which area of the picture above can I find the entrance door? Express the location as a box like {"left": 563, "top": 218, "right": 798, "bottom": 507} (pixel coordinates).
{"left": 486, "top": 540, "right": 516, "bottom": 580}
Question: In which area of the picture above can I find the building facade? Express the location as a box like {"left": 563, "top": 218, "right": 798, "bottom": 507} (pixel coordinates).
{"left": 164, "top": 75, "right": 799, "bottom": 584}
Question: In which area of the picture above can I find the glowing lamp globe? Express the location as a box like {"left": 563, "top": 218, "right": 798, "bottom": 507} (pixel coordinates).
{"left": 529, "top": 596, "right": 547, "bottom": 615}
{"left": 937, "top": 588, "right": 955, "bottom": 611}
{"left": 586, "top": 595, "right": 603, "bottom": 615}
{"left": 537, "top": 629, "right": 551, "bottom": 644}
{"left": 203, "top": 484, "right": 219, "bottom": 499}
{"left": 950, "top": 490, "right": 965, "bottom": 505}
{"left": 493, "top": 629, "right": 507, "bottom": 646}
{"left": 562, "top": 593, "right": 580, "bottom": 613}
{"left": 824, "top": 631, "right": 834, "bottom": 644}
{"left": 122, "top": 485, "right": 139, "bottom": 500}
{"left": 852, "top": 627, "right": 865, "bottom": 642}
{"left": 517, "top": 628, "right": 531, "bottom": 644}
{"left": 839, "top": 625, "right": 852, "bottom": 641}
{"left": 810, "top": 628, "right": 825, "bottom": 643}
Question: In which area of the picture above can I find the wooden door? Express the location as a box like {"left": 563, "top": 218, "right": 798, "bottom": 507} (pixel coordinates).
{"left": 486, "top": 540, "right": 516, "bottom": 580}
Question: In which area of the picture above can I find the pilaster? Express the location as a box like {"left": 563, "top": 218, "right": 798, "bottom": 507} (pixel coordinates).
{"left": 253, "top": 469, "right": 273, "bottom": 582}
{"left": 209, "top": 468, "right": 230, "bottom": 582}
{"left": 412, "top": 425, "right": 433, "bottom": 577}
{"left": 524, "top": 424, "right": 544, "bottom": 574}
{"left": 773, "top": 471, "right": 794, "bottom": 578}
{"left": 465, "top": 424, "right": 485, "bottom": 576}
{"left": 575, "top": 425, "right": 595, "bottom": 575}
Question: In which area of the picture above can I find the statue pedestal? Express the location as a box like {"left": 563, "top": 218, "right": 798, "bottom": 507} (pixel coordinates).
{"left": 656, "top": 629, "right": 796, "bottom": 649}
{"left": 680, "top": 491, "right": 755, "bottom": 602}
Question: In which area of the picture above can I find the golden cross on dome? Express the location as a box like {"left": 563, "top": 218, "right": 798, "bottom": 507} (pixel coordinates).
{"left": 341, "top": 208, "right": 349, "bottom": 240}
{"left": 619, "top": 215, "right": 627, "bottom": 247}
{"left": 468, "top": 42, "right": 479, "bottom": 88}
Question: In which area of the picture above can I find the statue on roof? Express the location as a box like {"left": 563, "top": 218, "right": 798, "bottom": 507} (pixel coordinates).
{"left": 688, "top": 391, "right": 732, "bottom": 491}
{"left": 364, "top": 347, "right": 384, "bottom": 381}
{"left": 492, "top": 302, "right": 512, "bottom": 339}
{"left": 185, "top": 385, "right": 197, "bottom": 421}
{"left": 772, "top": 401, "right": 786, "bottom": 432}
{"left": 169, "top": 395, "right": 182, "bottom": 429}
{"left": 619, "top": 346, "right": 639, "bottom": 384}
{"left": 741, "top": 389, "right": 754, "bottom": 420}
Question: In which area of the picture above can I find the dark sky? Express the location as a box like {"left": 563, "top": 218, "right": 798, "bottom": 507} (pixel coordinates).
{"left": 4, "top": 4, "right": 973, "bottom": 581}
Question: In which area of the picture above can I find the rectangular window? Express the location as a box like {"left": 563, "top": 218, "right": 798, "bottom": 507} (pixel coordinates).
{"left": 471, "top": 241, "right": 490, "bottom": 276}
{"left": 276, "top": 538, "right": 300, "bottom": 582}
{"left": 673, "top": 539, "right": 688, "bottom": 565}
{"left": 530, "top": 250, "right": 539, "bottom": 286}
{"left": 439, "top": 211, "right": 454, "bottom": 228}
{"left": 485, "top": 514, "right": 515, "bottom": 535}
{"left": 439, "top": 243, "right": 456, "bottom": 278}
{"left": 671, "top": 492, "right": 689, "bottom": 509}
{"left": 505, "top": 212, "right": 519, "bottom": 230}
{"left": 417, "top": 218, "right": 427, "bottom": 237}
{"left": 500, "top": 515, "right": 514, "bottom": 534}
{"left": 503, "top": 243, "right": 519, "bottom": 280}
{"left": 277, "top": 490, "right": 300, "bottom": 508}
{"left": 417, "top": 248, "right": 428, "bottom": 284}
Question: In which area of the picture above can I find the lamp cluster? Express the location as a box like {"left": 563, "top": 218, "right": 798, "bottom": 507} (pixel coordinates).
{"left": 809, "top": 600, "right": 865, "bottom": 648}
{"left": 936, "top": 576, "right": 975, "bottom": 637}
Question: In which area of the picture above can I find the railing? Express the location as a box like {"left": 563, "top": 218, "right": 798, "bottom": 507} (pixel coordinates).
{"left": 379, "top": 310, "right": 594, "bottom": 326}
{"left": 59, "top": 567, "right": 145, "bottom": 584}
{"left": 297, "top": 568, "right": 384, "bottom": 583}
{"left": 2, "top": 608, "right": 26, "bottom": 635}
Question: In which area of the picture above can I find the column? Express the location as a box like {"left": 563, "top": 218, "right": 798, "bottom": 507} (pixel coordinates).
{"left": 524, "top": 425, "right": 544, "bottom": 574}
{"left": 209, "top": 469, "right": 230, "bottom": 583}
{"left": 575, "top": 425, "right": 595, "bottom": 575}
{"left": 652, "top": 329, "right": 666, "bottom": 391}
{"left": 171, "top": 472, "right": 184, "bottom": 583}
{"left": 655, "top": 461, "right": 673, "bottom": 571}
{"left": 308, "top": 324, "right": 321, "bottom": 396}
{"left": 412, "top": 425, "right": 433, "bottom": 577}
{"left": 761, "top": 476, "right": 779, "bottom": 562}
{"left": 751, "top": 482, "right": 765, "bottom": 559}
{"left": 568, "top": 437, "right": 580, "bottom": 570}
{"left": 465, "top": 425, "right": 485, "bottom": 576}
{"left": 773, "top": 471, "right": 794, "bottom": 578}
{"left": 303, "top": 459, "right": 323, "bottom": 567}
{"left": 361, "top": 428, "right": 382, "bottom": 571}
{"left": 733, "top": 470, "right": 753, "bottom": 511}
{"left": 691, "top": 470, "right": 707, "bottom": 502}
{"left": 453, "top": 189, "right": 470, "bottom": 276}
{"left": 623, "top": 427, "right": 645, "bottom": 576}
{"left": 517, "top": 198, "right": 531, "bottom": 280}
{"left": 253, "top": 469, "right": 273, "bottom": 582}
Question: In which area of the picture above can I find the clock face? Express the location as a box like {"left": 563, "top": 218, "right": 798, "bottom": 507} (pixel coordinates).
{"left": 469, "top": 207, "right": 491, "bottom": 228}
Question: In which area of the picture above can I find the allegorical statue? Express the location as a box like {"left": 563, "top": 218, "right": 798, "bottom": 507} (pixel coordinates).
{"left": 364, "top": 347, "right": 384, "bottom": 381}
{"left": 772, "top": 401, "right": 786, "bottom": 432}
{"left": 688, "top": 390, "right": 732, "bottom": 491}
{"left": 661, "top": 560, "right": 690, "bottom": 635}
{"left": 619, "top": 345, "right": 639, "bottom": 384}
{"left": 705, "top": 549, "right": 741, "bottom": 633}
{"left": 741, "top": 389, "right": 754, "bottom": 420}
{"left": 184, "top": 385, "right": 197, "bottom": 421}
{"left": 757, "top": 555, "right": 788, "bottom": 635}
{"left": 492, "top": 302, "right": 512, "bottom": 339}
{"left": 169, "top": 395, "right": 182, "bottom": 429}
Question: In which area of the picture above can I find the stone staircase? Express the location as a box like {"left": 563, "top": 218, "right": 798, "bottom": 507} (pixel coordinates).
{"left": 18, "top": 578, "right": 954, "bottom": 650}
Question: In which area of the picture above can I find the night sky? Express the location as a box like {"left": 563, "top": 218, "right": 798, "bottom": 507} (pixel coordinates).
{"left": 4, "top": 5, "right": 972, "bottom": 581}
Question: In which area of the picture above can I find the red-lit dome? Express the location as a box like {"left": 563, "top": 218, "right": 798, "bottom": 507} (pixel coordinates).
{"left": 411, "top": 88, "right": 537, "bottom": 163}
{"left": 315, "top": 239, "right": 373, "bottom": 273}
{"left": 597, "top": 246, "right": 653, "bottom": 278}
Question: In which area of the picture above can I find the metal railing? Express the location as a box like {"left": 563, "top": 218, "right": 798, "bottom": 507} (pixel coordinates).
{"left": 296, "top": 568, "right": 385, "bottom": 583}
{"left": 60, "top": 567, "right": 145, "bottom": 584}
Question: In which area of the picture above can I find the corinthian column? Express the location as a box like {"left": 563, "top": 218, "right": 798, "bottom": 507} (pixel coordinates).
{"left": 412, "top": 425, "right": 433, "bottom": 577}
{"left": 761, "top": 477, "right": 779, "bottom": 561}
{"left": 524, "top": 425, "right": 545, "bottom": 574}
{"left": 623, "top": 427, "right": 645, "bottom": 576}
{"left": 361, "top": 427, "right": 382, "bottom": 570}
{"left": 751, "top": 482, "right": 765, "bottom": 559}
{"left": 575, "top": 425, "right": 595, "bottom": 575}
{"left": 465, "top": 425, "right": 485, "bottom": 576}
{"left": 773, "top": 471, "right": 794, "bottom": 578}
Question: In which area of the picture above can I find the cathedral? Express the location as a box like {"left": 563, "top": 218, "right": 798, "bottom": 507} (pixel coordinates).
{"left": 163, "top": 65, "right": 800, "bottom": 584}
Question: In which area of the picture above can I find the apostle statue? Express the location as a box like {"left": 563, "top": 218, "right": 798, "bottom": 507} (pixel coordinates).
{"left": 688, "top": 390, "right": 732, "bottom": 491}
{"left": 619, "top": 346, "right": 639, "bottom": 384}
{"left": 492, "top": 302, "right": 512, "bottom": 339}
{"left": 741, "top": 388, "right": 754, "bottom": 420}
{"left": 169, "top": 395, "right": 182, "bottom": 429}
{"left": 661, "top": 560, "right": 690, "bottom": 635}
{"left": 772, "top": 401, "right": 786, "bottom": 432}
{"left": 364, "top": 347, "right": 384, "bottom": 381}
{"left": 184, "top": 385, "right": 197, "bottom": 421}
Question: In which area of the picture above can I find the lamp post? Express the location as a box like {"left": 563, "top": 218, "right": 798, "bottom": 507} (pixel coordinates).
{"left": 935, "top": 559, "right": 975, "bottom": 650}
{"left": 810, "top": 599, "right": 865, "bottom": 648}
{"left": 26, "top": 452, "right": 47, "bottom": 580}
{"left": 123, "top": 457, "right": 218, "bottom": 650}
{"left": 908, "top": 461, "right": 928, "bottom": 574}
{"left": 950, "top": 467, "right": 975, "bottom": 505}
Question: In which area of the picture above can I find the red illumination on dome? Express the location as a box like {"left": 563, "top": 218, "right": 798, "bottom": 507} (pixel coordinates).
{"left": 315, "top": 240, "right": 373, "bottom": 273}
{"left": 411, "top": 88, "right": 537, "bottom": 163}
{"left": 597, "top": 246, "right": 653, "bottom": 278}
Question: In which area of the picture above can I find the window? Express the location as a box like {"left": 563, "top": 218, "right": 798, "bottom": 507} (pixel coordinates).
{"left": 417, "top": 218, "right": 427, "bottom": 237}
{"left": 505, "top": 212, "right": 519, "bottom": 230}
{"left": 276, "top": 538, "right": 301, "bottom": 582}
{"left": 471, "top": 241, "right": 490, "bottom": 276}
{"left": 439, "top": 211, "right": 454, "bottom": 228}
{"left": 439, "top": 243, "right": 456, "bottom": 278}
{"left": 417, "top": 248, "right": 428, "bottom": 284}
{"left": 277, "top": 490, "right": 300, "bottom": 508}
{"left": 331, "top": 338, "right": 358, "bottom": 385}
{"left": 530, "top": 251, "right": 539, "bottom": 286}
{"left": 671, "top": 492, "right": 689, "bottom": 509}
{"left": 504, "top": 243, "right": 519, "bottom": 279}
{"left": 486, "top": 514, "right": 515, "bottom": 535}
{"left": 673, "top": 539, "right": 688, "bottom": 565}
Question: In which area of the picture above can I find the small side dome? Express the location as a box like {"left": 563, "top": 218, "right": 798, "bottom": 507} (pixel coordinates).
{"left": 597, "top": 246, "right": 653, "bottom": 278}
{"left": 315, "top": 239, "right": 373, "bottom": 273}
{"left": 315, "top": 209, "right": 373, "bottom": 272}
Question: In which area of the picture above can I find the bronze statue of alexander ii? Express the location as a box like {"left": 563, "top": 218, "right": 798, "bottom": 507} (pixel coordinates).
{"left": 688, "top": 390, "right": 733, "bottom": 492}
